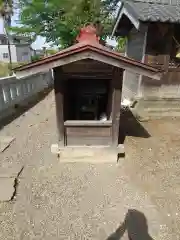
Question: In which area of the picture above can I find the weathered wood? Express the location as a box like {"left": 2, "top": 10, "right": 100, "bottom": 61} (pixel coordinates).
{"left": 63, "top": 73, "right": 112, "bottom": 80}
{"left": 107, "top": 79, "right": 113, "bottom": 119}
{"left": 54, "top": 67, "right": 65, "bottom": 146}
{"left": 111, "top": 68, "right": 123, "bottom": 147}
{"left": 65, "top": 125, "right": 112, "bottom": 146}
{"left": 66, "top": 126, "right": 111, "bottom": 137}
{"left": 64, "top": 120, "right": 112, "bottom": 126}
{"left": 86, "top": 52, "right": 161, "bottom": 80}
{"left": 62, "top": 59, "right": 113, "bottom": 73}
{"left": 126, "top": 26, "right": 148, "bottom": 61}
{"left": 145, "top": 23, "right": 173, "bottom": 71}
{"left": 66, "top": 136, "right": 111, "bottom": 146}
{"left": 162, "top": 28, "right": 173, "bottom": 72}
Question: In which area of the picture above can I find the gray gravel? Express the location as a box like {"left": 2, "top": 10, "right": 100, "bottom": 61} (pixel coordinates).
{"left": 0, "top": 90, "right": 179, "bottom": 239}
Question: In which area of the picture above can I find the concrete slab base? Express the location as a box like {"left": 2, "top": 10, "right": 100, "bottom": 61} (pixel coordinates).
{"left": 0, "top": 165, "right": 23, "bottom": 178}
{"left": 0, "top": 178, "right": 15, "bottom": 202}
{"left": 51, "top": 144, "right": 125, "bottom": 163}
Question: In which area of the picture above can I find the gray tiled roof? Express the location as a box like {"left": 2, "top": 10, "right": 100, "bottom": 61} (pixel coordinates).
{"left": 126, "top": 0, "right": 180, "bottom": 5}
{"left": 123, "top": 0, "right": 180, "bottom": 23}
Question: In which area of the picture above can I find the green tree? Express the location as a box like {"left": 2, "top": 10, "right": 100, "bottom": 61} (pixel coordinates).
{"left": 0, "top": 0, "right": 13, "bottom": 75}
{"left": 31, "top": 55, "right": 42, "bottom": 62}
{"left": 0, "top": 0, "right": 13, "bottom": 24}
{"left": 12, "top": 0, "right": 120, "bottom": 48}
{"left": 46, "top": 49, "right": 58, "bottom": 55}
{"left": 116, "top": 37, "right": 127, "bottom": 53}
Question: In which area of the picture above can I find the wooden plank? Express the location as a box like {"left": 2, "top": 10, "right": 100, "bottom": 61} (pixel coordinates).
{"left": 145, "top": 23, "right": 173, "bottom": 70}
{"left": 126, "top": 25, "right": 147, "bottom": 61}
{"left": 64, "top": 73, "right": 112, "bottom": 80}
{"left": 86, "top": 52, "right": 161, "bottom": 80}
{"left": 66, "top": 126, "right": 111, "bottom": 137}
{"left": 54, "top": 67, "right": 65, "bottom": 146}
{"left": 107, "top": 79, "right": 113, "bottom": 119}
{"left": 66, "top": 136, "right": 111, "bottom": 146}
{"left": 162, "top": 25, "right": 173, "bottom": 72}
{"left": 62, "top": 60, "right": 113, "bottom": 73}
{"left": 64, "top": 120, "right": 112, "bottom": 126}
{"left": 111, "top": 67, "right": 123, "bottom": 147}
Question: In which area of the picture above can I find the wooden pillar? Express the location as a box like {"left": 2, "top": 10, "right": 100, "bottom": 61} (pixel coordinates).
{"left": 53, "top": 68, "right": 65, "bottom": 146}
{"left": 107, "top": 80, "right": 113, "bottom": 119}
{"left": 163, "top": 25, "right": 173, "bottom": 72}
{"left": 111, "top": 67, "right": 123, "bottom": 147}
{"left": 158, "top": 25, "right": 173, "bottom": 84}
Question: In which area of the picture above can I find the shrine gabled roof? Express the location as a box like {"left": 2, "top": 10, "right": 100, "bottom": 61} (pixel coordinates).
{"left": 112, "top": 0, "right": 180, "bottom": 34}
{"left": 15, "top": 25, "right": 162, "bottom": 80}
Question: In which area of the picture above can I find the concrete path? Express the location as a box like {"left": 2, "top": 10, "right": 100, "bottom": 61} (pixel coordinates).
{"left": 0, "top": 90, "right": 179, "bottom": 239}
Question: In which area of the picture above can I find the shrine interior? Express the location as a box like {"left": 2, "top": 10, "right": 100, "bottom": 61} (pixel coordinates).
{"left": 64, "top": 78, "right": 111, "bottom": 121}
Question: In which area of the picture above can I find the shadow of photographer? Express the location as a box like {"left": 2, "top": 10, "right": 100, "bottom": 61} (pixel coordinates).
{"left": 107, "top": 209, "right": 154, "bottom": 240}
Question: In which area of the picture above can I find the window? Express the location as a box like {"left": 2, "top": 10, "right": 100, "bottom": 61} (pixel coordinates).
{"left": 3, "top": 53, "right": 9, "bottom": 59}
{"left": 21, "top": 52, "right": 29, "bottom": 61}
{"left": 14, "top": 38, "right": 20, "bottom": 44}
{"left": 1, "top": 39, "right": 7, "bottom": 45}
{"left": 23, "top": 52, "right": 28, "bottom": 56}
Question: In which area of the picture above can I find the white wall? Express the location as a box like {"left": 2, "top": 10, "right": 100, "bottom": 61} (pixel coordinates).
{"left": 0, "top": 44, "right": 17, "bottom": 62}
{"left": 0, "top": 71, "right": 53, "bottom": 120}
{"left": 0, "top": 17, "right": 5, "bottom": 34}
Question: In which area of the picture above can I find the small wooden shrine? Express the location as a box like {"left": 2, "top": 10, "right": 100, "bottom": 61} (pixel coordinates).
{"left": 15, "top": 24, "right": 161, "bottom": 155}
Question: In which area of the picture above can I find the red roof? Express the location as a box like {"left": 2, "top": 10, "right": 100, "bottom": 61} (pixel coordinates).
{"left": 15, "top": 24, "right": 161, "bottom": 75}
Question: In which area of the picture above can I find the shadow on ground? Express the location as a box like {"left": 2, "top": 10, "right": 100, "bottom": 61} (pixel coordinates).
{"left": 119, "top": 109, "right": 150, "bottom": 144}
{"left": 0, "top": 87, "right": 53, "bottom": 131}
{"left": 107, "top": 209, "right": 154, "bottom": 240}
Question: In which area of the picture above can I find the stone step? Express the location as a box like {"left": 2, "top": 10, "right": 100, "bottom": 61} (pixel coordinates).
{"left": 139, "top": 111, "right": 180, "bottom": 119}
{"left": 132, "top": 107, "right": 180, "bottom": 119}
{"left": 143, "top": 108, "right": 180, "bottom": 113}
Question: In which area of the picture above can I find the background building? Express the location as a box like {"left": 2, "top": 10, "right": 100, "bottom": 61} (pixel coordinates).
{"left": 0, "top": 33, "right": 32, "bottom": 63}
{"left": 112, "top": 0, "right": 180, "bottom": 117}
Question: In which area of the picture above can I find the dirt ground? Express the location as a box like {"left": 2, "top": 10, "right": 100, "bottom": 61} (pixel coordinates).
{"left": 0, "top": 91, "right": 180, "bottom": 239}
{"left": 120, "top": 114, "right": 180, "bottom": 237}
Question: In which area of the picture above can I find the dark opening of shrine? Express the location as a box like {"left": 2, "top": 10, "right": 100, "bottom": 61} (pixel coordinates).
{"left": 64, "top": 79, "right": 110, "bottom": 121}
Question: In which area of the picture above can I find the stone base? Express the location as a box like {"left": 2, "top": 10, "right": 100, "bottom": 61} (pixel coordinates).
{"left": 51, "top": 144, "right": 125, "bottom": 163}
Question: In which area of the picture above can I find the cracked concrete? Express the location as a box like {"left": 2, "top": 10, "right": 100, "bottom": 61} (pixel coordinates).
{"left": 0, "top": 165, "right": 23, "bottom": 178}
{"left": 0, "top": 166, "right": 23, "bottom": 202}
{"left": 0, "top": 136, "right": 15, "bottom": 152}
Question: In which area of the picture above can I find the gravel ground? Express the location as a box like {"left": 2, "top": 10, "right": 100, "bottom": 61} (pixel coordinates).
{"left": 0, "top": 90, "right": 179, "bottom": 239}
